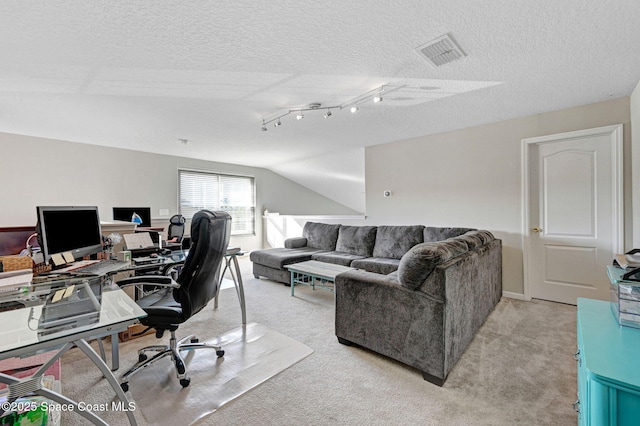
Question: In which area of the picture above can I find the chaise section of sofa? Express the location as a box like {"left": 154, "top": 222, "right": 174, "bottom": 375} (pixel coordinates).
{"left": 250, "top": 221, "right": 341, "bottom": 284}
{"left": 335, "top": 231, "right": 502, "bottom": 385}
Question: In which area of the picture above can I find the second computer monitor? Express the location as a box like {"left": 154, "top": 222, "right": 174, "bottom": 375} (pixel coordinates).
{"left": 112, "top": 207, "right": 152, "bottom": 227}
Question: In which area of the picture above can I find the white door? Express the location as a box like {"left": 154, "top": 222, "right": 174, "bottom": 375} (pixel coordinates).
{"left": 523, "top": 125, "right": 623, "bottom": 305}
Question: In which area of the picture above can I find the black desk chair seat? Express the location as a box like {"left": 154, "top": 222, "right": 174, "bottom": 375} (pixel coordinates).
{"left": 117, "top": 210, "right": 231, "bottom": 390}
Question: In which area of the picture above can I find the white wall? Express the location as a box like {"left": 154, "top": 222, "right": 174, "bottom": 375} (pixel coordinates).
{"left": 631, "top": 81, "right": 640, "bottom": 247}
{"left": 0, "top": 132, "right": 358, "bottom": 251}
{"left": 364, "top": 97, "right": 632, "bottom": 295}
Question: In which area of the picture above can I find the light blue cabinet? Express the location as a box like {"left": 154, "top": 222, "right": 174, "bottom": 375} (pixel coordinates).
{"left": 576, "top": 298, "right": 640, "bottom": 425}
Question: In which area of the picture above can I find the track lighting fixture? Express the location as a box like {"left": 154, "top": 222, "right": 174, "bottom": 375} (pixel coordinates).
{"left": 261, "top": 120, "right": 268, "bottom": 131}
{"left": 373, "top": 85, "right": 385, "bottom": 103}
{"left": 259, "top": 84, "right": 404, "bottom": 131}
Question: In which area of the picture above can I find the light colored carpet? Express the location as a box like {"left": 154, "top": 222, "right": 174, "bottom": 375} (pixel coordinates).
{"left": 60, "top": 257, "right": 578, "bottom": 425}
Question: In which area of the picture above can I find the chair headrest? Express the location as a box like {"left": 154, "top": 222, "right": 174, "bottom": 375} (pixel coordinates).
{"left": 170, "top": 214, "right": 186, "bottom": 225}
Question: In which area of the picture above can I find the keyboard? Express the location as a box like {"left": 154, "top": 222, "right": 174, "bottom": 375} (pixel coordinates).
{"left": 69, "top": 259, "right": 129, "bottom": 276}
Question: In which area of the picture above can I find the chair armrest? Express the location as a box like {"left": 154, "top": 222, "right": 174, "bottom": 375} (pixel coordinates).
{"left": 116, "top": 275, "right": 180, "bottom": 289}
{"left": 161, "top": 262, "right": 185, "bottom": 276}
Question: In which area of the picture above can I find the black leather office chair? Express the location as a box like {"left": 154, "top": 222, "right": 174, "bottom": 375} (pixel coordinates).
{"left": 118, "top": 210, "right": 231, "bottom": 390}
{"left": 167, "top": 214, "right": 186, "bottom": 243}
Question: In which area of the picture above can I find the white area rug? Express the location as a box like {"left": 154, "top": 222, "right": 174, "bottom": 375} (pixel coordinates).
{"left": 129, "top": 322, "right": 313, "bottom": 425}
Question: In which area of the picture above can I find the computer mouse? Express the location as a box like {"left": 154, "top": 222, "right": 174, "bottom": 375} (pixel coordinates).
{"left": 150, "top": 253, "right": 159, "bottom": 258}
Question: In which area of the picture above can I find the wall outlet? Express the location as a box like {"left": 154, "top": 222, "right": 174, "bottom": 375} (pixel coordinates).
{"left": 159, "top": 208, "right": 169, "bottom": 216}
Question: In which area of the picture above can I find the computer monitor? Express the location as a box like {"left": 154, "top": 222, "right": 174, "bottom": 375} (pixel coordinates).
{"left": 112, "top": 207, "right": 152, "bottom": 227}
{"left": 36, "top": 206, "right": 103, "bottom": 265}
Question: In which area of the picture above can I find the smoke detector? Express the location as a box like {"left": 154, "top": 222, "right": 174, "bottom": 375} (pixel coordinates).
{"left": 415, "top": 34, "right": 466, "bottom": 67}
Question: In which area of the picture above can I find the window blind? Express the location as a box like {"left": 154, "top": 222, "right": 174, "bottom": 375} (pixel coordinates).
{"left": 178, "top": 169, "right": 255, "bottom": 236}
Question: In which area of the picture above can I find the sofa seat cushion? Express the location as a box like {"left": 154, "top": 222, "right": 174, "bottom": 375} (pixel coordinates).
{"left": 372, "top": 225, "right": 425, "bottom": 259}
{"left": 336, "top": 225, "right": 378, "bottom": 257}
{"left": 311, "top": 251, "right": 367, "bottom": 267}
{"left": 303, "top": 222, "right": 341, "bottom": 250}
{"left": 424, "top": 227, "right": 476, "bottom": 242}
{"left": 249, "top": 247, "right": 325, "bottom": 270}
{"left": 351, "top": 257, "right": 401, "bottom": 275}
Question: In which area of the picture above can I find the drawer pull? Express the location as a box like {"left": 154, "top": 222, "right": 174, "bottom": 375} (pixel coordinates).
{"left": 572, "top": 400, "right": 580, "bottom": 413}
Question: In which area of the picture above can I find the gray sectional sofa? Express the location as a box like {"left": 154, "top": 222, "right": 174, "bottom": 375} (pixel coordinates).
{"left": 250, "top": 221, "right": 502, "bottom": 385}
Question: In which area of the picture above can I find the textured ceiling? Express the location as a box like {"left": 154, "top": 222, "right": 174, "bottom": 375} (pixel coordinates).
{"left": 1, "top": 1, "right": 640, "bottom": 213}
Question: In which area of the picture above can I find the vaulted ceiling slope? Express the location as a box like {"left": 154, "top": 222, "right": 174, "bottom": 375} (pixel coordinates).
{"left": 1, "top": 1, "right": 639, "bottom": 213}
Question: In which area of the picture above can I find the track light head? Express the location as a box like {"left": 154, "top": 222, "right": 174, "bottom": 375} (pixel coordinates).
{"left": 373, "top": 95, "right": 383, "bottom": 103}
{"left": 324, "top": 110, "right": 332, "bottom": 119}
{"left": 350, "top": 106, "right": 359, "bottom": 113}
{"left": 296, "top": 112, "right": 304, "bottom": 120}
{"left": 274, "top": 119, "right": 282, "bottom": 127}
{"left": 261, "top": 125, "right": 267, "bottom": 131}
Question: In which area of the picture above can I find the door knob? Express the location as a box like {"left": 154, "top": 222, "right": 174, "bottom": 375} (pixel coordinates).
{"left": 532, "top": 227, "right": 542, "bottom": 233}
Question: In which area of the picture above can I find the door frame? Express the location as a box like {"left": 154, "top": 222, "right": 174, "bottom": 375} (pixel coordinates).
{"left": 521, "top": 124, "right": 624, "bottom": 301}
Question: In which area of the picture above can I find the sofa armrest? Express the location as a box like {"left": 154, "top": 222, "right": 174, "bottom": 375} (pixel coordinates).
{"left": 397, "top": 239, "right": 468, "bottom": 291}
{"left": 285, "top": 237, "right": 308, "bottom": 249}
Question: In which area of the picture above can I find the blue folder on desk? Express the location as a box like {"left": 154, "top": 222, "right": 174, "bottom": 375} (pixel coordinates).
{"left": 36, "top": 277, "right": 103, "bottom": 336}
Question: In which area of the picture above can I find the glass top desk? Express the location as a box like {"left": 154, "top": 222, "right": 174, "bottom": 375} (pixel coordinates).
{"left": 0, "top": 283, "right": 146, "bottom": 426}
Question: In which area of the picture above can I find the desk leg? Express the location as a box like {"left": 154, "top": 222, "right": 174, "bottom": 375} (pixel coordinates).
{"left": 228, "top": 254, "right": 246, "bottom": 325}
{"left": 94, "top": 336, "right": 119, "bottom": 371}
{"left": 111, "top": 334, "right": 120, "bottom": 371}
{"left": 74, "top": 339, "right": 138, "bottom": 426}
{"left": 215, "top": 259, "right": 230, "bottom": 310}
{"left": 215, "top": 255, "right": 246, "bottom": 325}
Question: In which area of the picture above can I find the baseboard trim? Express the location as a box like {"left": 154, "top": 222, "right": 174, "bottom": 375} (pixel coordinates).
{"left": 503, "top": 291, "right": 527, "bottom": 301}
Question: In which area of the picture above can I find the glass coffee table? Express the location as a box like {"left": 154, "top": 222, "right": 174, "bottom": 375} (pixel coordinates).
{"left": 285, "top": 260, "right": 354, "bottom": 296}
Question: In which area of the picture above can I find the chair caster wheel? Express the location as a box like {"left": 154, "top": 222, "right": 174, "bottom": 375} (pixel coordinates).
{"left": 216, "top": 350, "right": 225, "bottom": 358}
{"left": 191, "top": 338, "right": 199, "bottom": 343}
{"left": 121, "top": 382, "right": 129, "bottom": 392}
{"left": 138, "top": 353, "right": 148, "bottom": 362}
{"left": 180, "top": 378, "right": 191, "bottom": 388}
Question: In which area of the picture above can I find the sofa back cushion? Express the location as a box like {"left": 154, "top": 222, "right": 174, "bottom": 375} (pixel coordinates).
{"left": 303, "top": 222, "right": 341, "bottom": 250}
{"left": 372, "top": 225, "right": 425, "bottom": 259}
{"left": 397, "top": 239, "right": 469, "bottom": 290}
{"left": 424, "top": 227, "right": 477, "bottom": 242}
{"left": 336, "top": 225, "right": 378, "bottom": 256}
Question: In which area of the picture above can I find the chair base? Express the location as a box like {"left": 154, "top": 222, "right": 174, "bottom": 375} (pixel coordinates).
{"left": 120, "top": 331, "right": 224, "bottom": 391}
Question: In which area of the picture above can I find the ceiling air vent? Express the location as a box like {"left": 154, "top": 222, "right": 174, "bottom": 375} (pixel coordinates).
{"left": 415, "top": 34, "right": 466, "bottom": 67}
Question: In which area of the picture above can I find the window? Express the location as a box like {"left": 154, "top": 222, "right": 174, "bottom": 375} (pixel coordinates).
{"left": 178, "top": 169, "right": 255, "bottom": 236}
